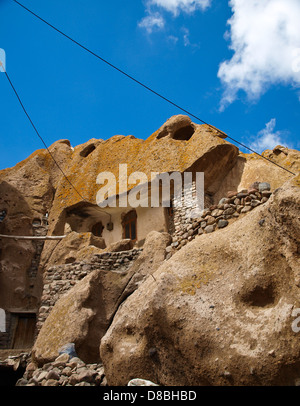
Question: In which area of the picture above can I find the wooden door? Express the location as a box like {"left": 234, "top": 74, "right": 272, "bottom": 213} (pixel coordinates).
{"left": 12, "top": 314, "right": 36, "bottom": 349}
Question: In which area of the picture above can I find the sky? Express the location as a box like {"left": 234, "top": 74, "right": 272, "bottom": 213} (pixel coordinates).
{"left": 0, "top": 0, "right": 299, "bottom": 170}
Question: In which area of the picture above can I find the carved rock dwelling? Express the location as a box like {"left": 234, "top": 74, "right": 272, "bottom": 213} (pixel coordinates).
{"left": 0, "top": 115, "right": 299, "bottom": 386}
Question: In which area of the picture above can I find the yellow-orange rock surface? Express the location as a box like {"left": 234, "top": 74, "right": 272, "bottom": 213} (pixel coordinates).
{"left": 100, "top": 176, "right": 300, "bottom": 386}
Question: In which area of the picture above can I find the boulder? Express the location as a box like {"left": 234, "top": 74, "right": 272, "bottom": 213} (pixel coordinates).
{"left": 100, "top": 177, "right": 300, "bottom": 386}
{"left": 155, "top": 115, "right": 194, "bottom": 139}
{"left": 111, "top": 231, "right": 172, "bottom": 307}
{"left": 40, "top": 231, "right": 106, "bottom": 268}
{"left": 127, "top": 378, "right": 159, "bottom": 386}
{"left": 258, "top": 182, "right": 271, "bottom": 192}
{"left": 106, "top": 239, "right": 134, "bottom": 252}
{"left": 32, "top": 267, "right": 133, "bottom": 365}
{"left": 32, "top": 230, "right": 171, "bottom": 366}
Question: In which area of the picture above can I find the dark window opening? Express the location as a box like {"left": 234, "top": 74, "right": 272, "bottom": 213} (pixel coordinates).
{"left": 80, "top": 144, "right": 96, "bottom": 158}
{"left": 122, "top": 210, "right": 137, "bottom": 242}
{"left": 91, "top": 222, "right": 104, "bottom": 237}
{"left": 172, "top": 125, "right": 195, "bottom": 141}
{"left": 32, "top": 218, "right": 42, "bottom": 227}
{"left": 0, "top": 209, "right": 7, "bottom": 222}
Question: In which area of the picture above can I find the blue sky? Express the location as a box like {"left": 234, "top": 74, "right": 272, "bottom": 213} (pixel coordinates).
{"left": 0, "top": 0, "right": 299, "bottom": 170}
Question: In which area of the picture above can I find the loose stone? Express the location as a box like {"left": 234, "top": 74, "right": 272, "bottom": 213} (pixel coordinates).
{"left": 227, "top": 191, "right": 237, "bottom": 198}
{"left": 217, "top": 219, "right": 229, "bottom": 229}
{"left": 259, "top": 182, "right": 271, "bottom": 192}
{"left": 205, "top": 216, "right": 216, "bottom": 225}
{"left": 251, "top": 200, "right": 261, "bottom": 207}
{"left": 205, "top": 225, "right": 216, "bottom": 233}
{"left": 241, "top": 206, "right": 252, "bottom": 213}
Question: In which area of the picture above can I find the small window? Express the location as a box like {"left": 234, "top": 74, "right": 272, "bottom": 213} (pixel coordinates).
{"left": 91, "top": 222, "right": 104, "bottom": 237}
{"left": 32, "top": 218, "right": 41, "bottom": 227}
{"left": 0, "top": 210, "right": 7, "bottom": 223}
{"left": 122, "top": 210, "right": 137, "bottom": 242}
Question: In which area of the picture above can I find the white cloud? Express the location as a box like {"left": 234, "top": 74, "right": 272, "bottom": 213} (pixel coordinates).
{"left": 181, "top": 27, "right": 200, "bottom": 48}
{"left": 182, "top": 27, "right": 191, "bottom": 46}
{"left": 250, "top": 119, "right": 289, "bottom": 153}
{"left": 218, "top": 0, "right": 300, "bottom": 110}
{"left": 138, "top": 12, "right": 165, "bottom": 33}
{"left": 138, "top": 0, "right": 211, "bottom": 35}
{"left": 148, "top": 0, "right": 211, "bottom": 16}
{"left": 167, "top": 35, "right": 179, "bottom": 44}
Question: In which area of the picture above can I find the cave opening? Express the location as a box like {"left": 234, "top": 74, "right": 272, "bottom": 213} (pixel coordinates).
{"left": 172, "top": 125, "right": 195, "bottom": 141}
{"left": 80, "top": 144, "right": 96, "bottom": 158}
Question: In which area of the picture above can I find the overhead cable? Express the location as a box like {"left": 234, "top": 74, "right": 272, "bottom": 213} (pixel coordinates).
{"left": 2, "top": 65, "right": 112, "bottom": 221}
{"left": 9, "top": 0, "right": 297, "bottom": 176}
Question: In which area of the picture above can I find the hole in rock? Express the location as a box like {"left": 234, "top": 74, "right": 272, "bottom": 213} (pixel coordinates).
{"left": 65, "top": 257, "right": 76, "bottom": 264}
{"left": 241, "top": 284, "right": 276, "bottom": 308}
{"left": 80, "top": 144, "right": 96, "bottom": 158}
{"left": 172, "top": 125, "right": 195, "bottom": 141}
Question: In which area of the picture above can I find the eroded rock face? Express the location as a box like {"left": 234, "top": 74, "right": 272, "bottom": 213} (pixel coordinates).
{"left": 32, "top": 268, "right": 133, "bottom": 365}
{"left": 32, "top": 230, "right": 172, "bottom": 366}
{"left": 116, "top": 231, "right": 172, "bottom": 302}
{"left": 1, "top": 115, "right": 299, "bottom": 380}
{"left": 45, "top": 116, "right": 239, "bottom": 239}
{"left": 106, "top": 239, "right": 134, "bottom": 252}
{"left": 0, "top": 141, "right": 72, "bottom": 311}
{"left": 100, "top": 177, "right": 300, "bottom": 386}
{"left": 213, "top": 146, "right": 300, "bottom": 203}
{"left": 40, "top": 231, "right": 106, "bottom": 268}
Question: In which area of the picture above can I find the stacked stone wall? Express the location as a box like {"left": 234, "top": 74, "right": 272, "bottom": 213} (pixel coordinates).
{"left": 37, "top": 248, "right": 142, "bottom": 332}
{"left": 166, "top": 182, "right": 272, "bottom": 259}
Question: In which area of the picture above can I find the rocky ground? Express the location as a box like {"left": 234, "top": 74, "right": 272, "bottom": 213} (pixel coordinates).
{"left": 15, "top": 352, "right": 107, "bottom": 387}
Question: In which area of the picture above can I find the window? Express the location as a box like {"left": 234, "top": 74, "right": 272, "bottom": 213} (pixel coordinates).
{"left": 32, "top": 218, "right": 41, "bottom": 227}
{"left": 0, "top": 210, "right": 7, "bottom": 223}
{"left": 122, "top": 210, "right": 137, "bottom": 242}
{"left": 91, "top": 222, "right": 104, "bottom": 237}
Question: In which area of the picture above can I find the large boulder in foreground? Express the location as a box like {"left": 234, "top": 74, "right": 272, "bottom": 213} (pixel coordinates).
{"left": 32, "top": 268, "right": 133, "bottom": 365}
{"left": 100, "top": 176, "right": 300, "bottom": 386}
{"left": 32, "top": 231, "right": 172, "bottom": 365}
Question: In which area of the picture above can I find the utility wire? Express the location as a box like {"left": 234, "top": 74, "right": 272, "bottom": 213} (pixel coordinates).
{"left": 11, "top": 0, "right": 296, "bottom": 176}
{"left": 1, "top": 63, "right": 111, "bottom": 221}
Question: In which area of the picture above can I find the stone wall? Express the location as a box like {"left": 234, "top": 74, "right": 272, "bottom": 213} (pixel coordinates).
{"left": 166, "top": 181, "right": 272, "bottom": 259}
{"left": 36, "top": 248, "right": 142, "bottom": 332}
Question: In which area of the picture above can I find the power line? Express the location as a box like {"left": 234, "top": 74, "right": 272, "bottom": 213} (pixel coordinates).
{"left": 2, "top": 65, "right": 111, "bottom": 221}
{"left": 11, "top": 0, "right": 296, "bottom": 176}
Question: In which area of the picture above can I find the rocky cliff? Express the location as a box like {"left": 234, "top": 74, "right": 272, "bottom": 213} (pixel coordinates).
{"left": 0, "top": 115, "right": 299, "bottom": 386}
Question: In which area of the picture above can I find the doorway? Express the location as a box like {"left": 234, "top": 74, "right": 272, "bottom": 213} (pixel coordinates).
{"left": 11, "top": 313, "right": 36, "bottom": 349}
